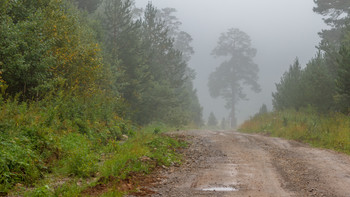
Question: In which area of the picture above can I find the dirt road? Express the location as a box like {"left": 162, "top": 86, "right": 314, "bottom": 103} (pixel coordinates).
{"left": 147, "top": 130, "right": 350, "bottom": 197}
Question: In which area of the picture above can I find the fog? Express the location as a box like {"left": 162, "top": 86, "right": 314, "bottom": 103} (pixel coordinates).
{"left": 135, "top": 0, "right": 326, "bottom": 124}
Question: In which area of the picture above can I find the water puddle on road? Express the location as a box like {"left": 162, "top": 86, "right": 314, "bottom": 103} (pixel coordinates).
{"left": 202, "top": 187, "right": 238, "bottom": 192}
{"left": 195, "top": 163, "right": 240, "bottom": 192}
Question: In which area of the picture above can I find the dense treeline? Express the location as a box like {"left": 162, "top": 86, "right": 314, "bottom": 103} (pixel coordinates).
{"left": 241, "top": 0, "right": 350, "bottom": 157}
{"left": 0, "top": 0, "right": 202, "bottom": 125}
{"left": 0, "top": 0, "right": 201, "bottom": 194}
{"left": 272, "top": 0, "right": 350, "bottom": 114}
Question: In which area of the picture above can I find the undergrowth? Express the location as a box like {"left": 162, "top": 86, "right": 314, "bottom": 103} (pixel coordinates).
{"left": 0, "top": 94, "right": 187, "bottom": 196}
{"left": 239, "top": 108, "right": 350, "bottom": 154}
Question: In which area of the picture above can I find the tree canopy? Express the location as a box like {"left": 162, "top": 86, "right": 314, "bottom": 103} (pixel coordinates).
{"left": 313, "top": 0, "right": 350, "bottom": 48}
{"left": 272, "top": 0, "right": 350, "bottom": 114}
{"left": 0, "top": 0, "right": 203, "bottom": 126}
{"left": 271, "top": 0, "right": 350, "bottom": 114}
{"left": 208, "top": 28, "right": 260, "bottom": 128}
{"left": 272, "top": 59, "right": 303, "bottom": 110}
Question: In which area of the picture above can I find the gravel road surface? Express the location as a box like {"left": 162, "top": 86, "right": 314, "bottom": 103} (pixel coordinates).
{"left": 148, "top": 130, "right": 350, "bottom": 197}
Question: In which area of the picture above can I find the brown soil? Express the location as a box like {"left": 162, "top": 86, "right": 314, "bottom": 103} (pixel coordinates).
{"left": 128, "top": 130, "right": 350, "bottom": 197}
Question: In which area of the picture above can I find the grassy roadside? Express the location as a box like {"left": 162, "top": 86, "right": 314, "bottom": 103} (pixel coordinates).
{"left": 5, "top": 126, "right": 187, "bottom": 197}
{"left": 239, "top": 109, "right": 350, "bottom": 154}
{"left": 0, "top": 95, "right": 188, "bottom": 196}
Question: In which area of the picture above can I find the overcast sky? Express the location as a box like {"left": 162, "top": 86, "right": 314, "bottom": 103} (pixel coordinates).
{"left": 135, "top": 0, "right": 326, "bottom": 125}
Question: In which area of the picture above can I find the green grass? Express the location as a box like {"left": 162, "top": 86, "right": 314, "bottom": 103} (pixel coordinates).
{"left": 100, "top": 131, "right": 186, "bottom": 179}
{"left": 239, "top": 108, "right": 350, "bottom": 154}
{"left": 0, "top": 95, "right": 187, "bottom": 196}
{"left": 56, "top": 133, "right": 99, "bottom": 178}
{"left": 100, "top": 190, "right": 125, "bottom": 197}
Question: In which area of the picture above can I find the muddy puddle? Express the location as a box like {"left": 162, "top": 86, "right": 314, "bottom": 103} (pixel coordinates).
{"left": 201, "top": 187, "right": 238, "bottom": 191}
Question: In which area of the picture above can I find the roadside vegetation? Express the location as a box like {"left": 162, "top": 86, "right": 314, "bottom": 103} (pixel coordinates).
{"left": 0, "top": 0, "right": 199, "bottom": 195}
{"left": 0, "top": 97, "right": 186, "bottom": 196}
{"left": 240, "top": 109, "right": 350, "bottom": 154}
{"left": 240, "top": 0, "right": 350, "bottom": 155}
{"left": 0, "top": 94, "right": 187, "bottom": 196}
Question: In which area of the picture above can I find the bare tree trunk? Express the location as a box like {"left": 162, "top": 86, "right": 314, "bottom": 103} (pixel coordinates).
{"left": 230, "top": 86, "right": 237, "bottom": 129}
{"left": 230, "top": 107, "right": 237, "bottom": 129}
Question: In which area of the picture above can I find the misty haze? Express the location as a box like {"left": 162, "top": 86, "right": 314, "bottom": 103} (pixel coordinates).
{"left": 1, "top": 0, "right": 350, "bottom": 196}
{"left": 136, "top": 0, "right": 326, "bottom": 124}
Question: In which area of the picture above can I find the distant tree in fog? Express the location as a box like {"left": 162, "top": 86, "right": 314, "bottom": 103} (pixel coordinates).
{"left": 220, "top": 118, "right": 227, "bottom": 129}
{"left": 258, "top": 104, "right": 268, "bottom": 115}
{"left": 208, "top": 28, "right": 260, "bottom": 128}
{"left": 207, "top": 112, "right": 218, "bottom": 127}
{"left": 156, "top": 8, "right": 194, "bottom": 62}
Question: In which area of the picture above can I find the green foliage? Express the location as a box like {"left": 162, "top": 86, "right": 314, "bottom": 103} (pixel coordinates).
{"left": 147, "top": 136, "right": 185, "bottom": 166}
{"left": 299, "top": 0, "right": 350, "bottom": 115}
{"left": 98, "top": 0, "right": 143, "bottom": 98}
{"left": 0, "top": 93, "right": 185, "bottom": 196}
{"left": 28, "top": 185, "right": 51, "bottom": 197}
{"left": 301, "top": 53, "right": 335, "bottom": 112}
{"left": 272, "top": 54, "right": 337, "bottom": 113}
{"left": 207, "top": 112, "right": 218, "bottom": 127}
{"left": 100, "top": 190, "right": 125, "bottom": 197}
{"left": 0, "top": 0, "right": 198, "bottom": 195}
{"left": 100, "top": 140, "right": 149, "bottom": 178}
{"left": 335, "top": 35, "right": 350, "bottom": 113}
{"left": 100, "top": 131, "right": 185, "bottom": 179}
{"left": 0, "top": 135, "right": 43, "bottom": 193}
{"left": 273, "top": 58, "right": 303, "bottom": 110}
{"left": 240, "top": 108, "right": 350, "bottom": 154}
{"left": 142, "top": 122, "right": 176, "bottom": 134}
{"left": 0, "top": 0, "right": 105, "bottom": 100}
{"left": 0, "top": 99, "right": 54, "bottom": 193}
{"left": 57, "top": 133, "right": 98, "bottom": 178}
{"left": 0, "top": 1, "right": 53, "bottom": 99}
{"left": 153, "top": 127, "right": 161, "bottom": 134}
{"left": 313, "top": 0, "right": 350, "bottom": 50}
{"left": 133, "top": 3, "right": 187, "bottom": 125}
{"left": 95, "top": 1, "right": 202, "bottom": 126}
{"left": 0, "top": 91, "right": 129, "bottom": 193}
{"left": 51, "top": 181, "right": 84, "bottom": 197}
